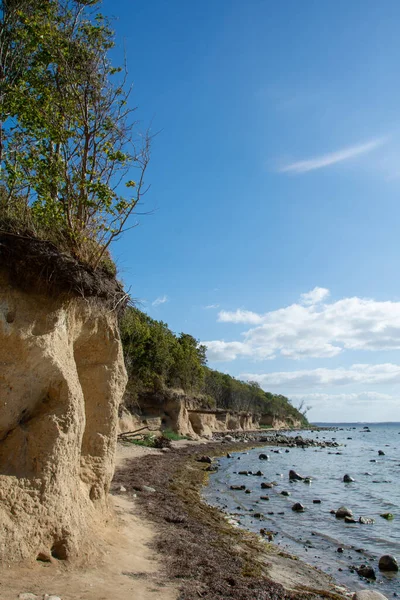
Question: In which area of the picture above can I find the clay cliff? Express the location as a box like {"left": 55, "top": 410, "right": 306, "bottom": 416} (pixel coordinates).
{"left": 0, "top": 247, "right": 127, "bottom": 563}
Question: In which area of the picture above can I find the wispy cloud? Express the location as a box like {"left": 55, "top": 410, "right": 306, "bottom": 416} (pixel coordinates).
{"left": 152, "top": 295, "right": 168, "bottom": 307}
{"left": 204, "top": 304, "right": 220, "bottom": 310}
{"left": 279, "top": 137, "right": 387, "bottom": 174}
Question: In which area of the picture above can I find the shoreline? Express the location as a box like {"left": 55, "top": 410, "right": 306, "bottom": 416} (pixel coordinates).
{"left": 113, "top": 438, "right": 349, "bottom": 600}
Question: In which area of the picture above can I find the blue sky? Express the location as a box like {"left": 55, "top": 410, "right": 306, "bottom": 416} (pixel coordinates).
{"left": 104, "top": 0, "right": 400, "bottom": 422}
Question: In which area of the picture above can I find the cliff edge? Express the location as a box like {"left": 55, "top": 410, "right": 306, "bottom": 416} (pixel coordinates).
{"left": 0, "top": 236, "right": 127, "bottom": 563}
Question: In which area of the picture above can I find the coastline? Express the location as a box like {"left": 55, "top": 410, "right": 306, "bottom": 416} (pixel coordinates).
{"left": 113, "top": 438, "right": 349, "bottom": 600}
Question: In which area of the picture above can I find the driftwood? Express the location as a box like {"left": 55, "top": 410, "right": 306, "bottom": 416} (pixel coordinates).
{"left": 118, "top": 426, "right": 150, "bottom": 439}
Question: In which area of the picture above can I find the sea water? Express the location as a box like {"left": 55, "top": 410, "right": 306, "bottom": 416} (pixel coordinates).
{"left": 203, "top": 423, "right": 400, "bottom": 597}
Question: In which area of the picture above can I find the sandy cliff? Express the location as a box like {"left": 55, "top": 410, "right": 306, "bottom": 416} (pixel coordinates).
{"left": 0, "top": 269, "right": 127, "bottom": 562}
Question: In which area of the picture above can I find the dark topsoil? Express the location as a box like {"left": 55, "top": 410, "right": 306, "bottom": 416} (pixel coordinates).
{"left": 0, "top": 229, "right": 125, "bottom": 308}
{"left": 112, "top": 442, "right": 342, "bottom": 600}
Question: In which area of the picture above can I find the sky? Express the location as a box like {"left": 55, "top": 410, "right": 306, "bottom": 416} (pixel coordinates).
{"left": 103, "top": 0, "right": 400, "bottom": 422}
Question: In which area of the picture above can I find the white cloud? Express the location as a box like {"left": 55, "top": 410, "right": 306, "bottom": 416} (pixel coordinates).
{"left": 290, "top": 391, "right": 397, "bottom": 406}
{"left": 300, "top": 286, "right": 330, "bottom": 306}
{"left": 152, "top": 295, "right": 168, "bottom": 307}
{"left": 240, "top": 363, "right": 400, "bottom": 390}
{"left": 206, "top": 288, "right": 400, "bottom": 361}
{"left": 204, "top": 341, "right": 254, "bottom": 362}
{"left": 218, "top": 309, "right": 263, "bottom": 325}
{"left": 204, "top": 304, "right": 220, "bottom": 310}
{"left": 279, "top": 137, "right": 386, "bottom": 174}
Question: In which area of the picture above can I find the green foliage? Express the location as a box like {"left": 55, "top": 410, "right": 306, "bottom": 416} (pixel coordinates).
{"left": 0, "top": 0, "right": 150, "bottom": 268}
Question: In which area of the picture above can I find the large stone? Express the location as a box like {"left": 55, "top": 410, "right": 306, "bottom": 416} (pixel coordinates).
{"left": 343, "top": 474, "right": 355, "bottom": 482}
{"left": 353, "top": 591, "right": 389, "bottom": 600}
{"left": 0, "top": 273, "right": 127, "bottom": 562}
{"left": 335, "top": 506, "right": 353, "bottom": 519}
{"left": 378, "top": 554, "right": 399, "bottom": 571}
{"left": 356, "top": 565, "right": 376, "bottom": 579}
{"left": 289, "top": 470, "right": 304, "bottom": 481}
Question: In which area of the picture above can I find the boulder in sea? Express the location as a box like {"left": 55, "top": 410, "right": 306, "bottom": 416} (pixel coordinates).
{"left": 378, "top": 450, "right": 385, "bottom": 456}
{"left": 359, "top": 516, "right": 375, "bottom": 524}
{"left": 230, "top": 485, "right": 246, "bottom": 491}
{"left": 259, "top": 453, "right": 269, "bottom": 460}
{"left": 378, "top": 554, "right": 399, "bottom": 572}
{"left": 353, "top": 591, "right": 390, "bottom": 600}
{"left": 344, "top": 516, "right": 357, "bottom": 523}
{"left": 335, "top": 506, "right": 353, "bottom": 519}
{"left": 303, "top": 477, "right": 312, "bottom": 484}
{"left": 292, "top": 502, "right": 305, "bottom": 512}
{"left": 356, "top": 565, "right": 376, "bottom": 579}
{"left": 238, "top": 471, "right": 249, "bottom": 475}
{"left": 254, "top": 470, "right": 263, "bottom": 476}
{"left": 226, "top": 453, "right": 232, "bottom": 458}
{"left": 245, "top": 489, "right": 251, "bottom": 494}
{"left": 289, "top": 470, "right": 304, "bottom": 481}
{"left": 337, "top": 547, "right": 344, "bottom": 553}
{"left": 280, "top": 490, "right": 290, "bottom": 496}
{"left": 343, "top": 474, "right": 355, "bottom": 482}
{"left": 313, "top": 499, "right": 321, "bottom": 504}
{"left": 380, "top": 512, "right": 394, "bottom": 520}
{"left": 260, "top": 495, "right": 270, "bottom": 500}
{"left": 261, "top": 482, "right": 274, "bottom": 489}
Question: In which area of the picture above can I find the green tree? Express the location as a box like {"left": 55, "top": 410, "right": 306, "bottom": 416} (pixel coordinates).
{"left": 0, "top": 0, "right": 150, "bottom": 267}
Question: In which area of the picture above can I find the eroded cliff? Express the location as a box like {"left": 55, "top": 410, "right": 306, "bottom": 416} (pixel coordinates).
{"left": 0, "top": 269, "right": 127, "bottom": 562}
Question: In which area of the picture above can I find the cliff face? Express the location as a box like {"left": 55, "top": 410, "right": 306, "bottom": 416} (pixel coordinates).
{"left": 0, "top": 271, "right": 127, "bottom": 562}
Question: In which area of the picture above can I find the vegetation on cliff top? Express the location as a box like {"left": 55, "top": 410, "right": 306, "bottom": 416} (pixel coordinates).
{"left": 121, "top": 306, "right": 308, "bottom": 425}
{"left": 0, "top": 0, "right": 149, "bottom": 272}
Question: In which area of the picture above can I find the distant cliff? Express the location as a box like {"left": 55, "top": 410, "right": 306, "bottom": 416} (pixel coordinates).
{"left": 120, "top": 307, "right": 307, "bottom": 436}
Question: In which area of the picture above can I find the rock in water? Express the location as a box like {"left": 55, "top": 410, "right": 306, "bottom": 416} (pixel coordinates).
{"left": 335, "top": 506, "right": 353, "bottom": 519}
{"left": 353, "top": 592, "right": 390, "bottom": 600}
{"left": 359, "top": 516, "right": 375, "bottom": 524}
{"left": 380, "top": 512, "right": 394, "bottom": 520}
{"left": 343, "top": 474, "right": 354, "bottom": 482}
{"left": 344, "top": 516, "right": 357, "bottom": 523}
{"left": 356, "top": 565, "right": 376, "bottom": 579}
{"left": 289, "top": 470, "right": 304, "bottom": 481}
{"left": 259, "top": 453, "right": 269, "bottom": 460}
{"left": 292, "top": 502, "right": 305, "bottom": 512}
{"left": 378, "top": 554, "right": 399, "bottom": 571}
{"left": 378, "top": 450, "right": 385, "bottom": 456}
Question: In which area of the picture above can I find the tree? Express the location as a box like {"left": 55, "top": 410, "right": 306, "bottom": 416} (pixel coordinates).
{"left": 0, "top": 0, "right": 150, "bottom": 268}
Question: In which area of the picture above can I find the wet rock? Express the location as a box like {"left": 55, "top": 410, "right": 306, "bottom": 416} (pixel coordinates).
{"left": 343, "top": 474, "right": 355, "bottom": 482}
{"left": 353, "top": 591, "right": 390, "bottom": 600}
{"left": 356, "top": 565, "right": 376, "bottom": 579}
{"left": 378, "top": 554, "right": 399, "bottom": 571}
{"left": 359, "top": 516, "right": 375, "bottom": 524}
{"left": 197, "top": 456, "right": 212, "bottom": 464}
{"left": 337, "top": 547, "right": 344, "bottom": 553}
{"left": 260, "top": 495, "right": 270, "bottom": 500}
{"left": 303, "top": 477, "right": 312, "bottom": 484}
{"left": 344, "top": 516, "right": 357, "bottom": 523}
{"left": 313, "top": 499, "right": 321, "bottom": 504}
{"left": 253, "top": 513, "right": 264, "bottom": 518}
{"left": 245, "top": 489, "right": 251, "bottom": 494}
{"left": 335, "top": 506, "right": 353, "bottom": 519}
{"left": 226, "top": 453, "right": 232, "bottom": 458}
{"left": 259, "top": 453, "right": 269, "bottom": 460}
{"left": 378, "top": 450, "right": 385, "bottom": 456}
{"left": 230, "top": 485, "right": 246, "bottom": 491}
{"left": 292, "top": 502, "right": 305, "bottom": 512}
{"left": 254, "top": 470, "right": 263, "bottom": 477}
{"left": 280, "top": 491, "right": 290, "bottom": 496}
{"left": 261, "top": 482, "right": 274, "bottom": 489}
{"left": 289, "top": 470, "right": 304, "bottom": 481}
{"left": 380, "top": 512, "right": 394, "bottom": 520}
{"left": 238, "top": 471, "right": 249, "bottom": 475}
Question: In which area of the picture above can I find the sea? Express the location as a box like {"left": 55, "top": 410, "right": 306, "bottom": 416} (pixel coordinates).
{"left": 203, "top": 423, "right": 400, "bottom": 597}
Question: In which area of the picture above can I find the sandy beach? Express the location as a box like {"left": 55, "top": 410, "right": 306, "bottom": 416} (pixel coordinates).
{"left": 1, "top": 439, "right": 351, "bottom": 600}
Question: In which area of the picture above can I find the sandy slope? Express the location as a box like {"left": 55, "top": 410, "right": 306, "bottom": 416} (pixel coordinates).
{"left": 0, "top": 444, "right": 176, "bottom": 600}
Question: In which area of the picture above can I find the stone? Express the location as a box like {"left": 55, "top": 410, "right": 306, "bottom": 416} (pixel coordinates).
{"left": 43, "top": 596, "right": 62, "bottom": 600}
{"left": 356, "top": 565, "right": 376, "bottom": 579}
{"left": 303, "top": 477, "right": 312, "bottom": 484}
{"left": 378, "top": 450, "right": 385, "bottom": 456}
{"left": 197, "top": 456, "right": 212, "bottom": 464}
{"left": 142, "top": 485, "right": 156, "bottom": 493}
{"left": 289, "top": 470, "right": 303, "bottom": 481}
{"left": 225, "top": 435, "right": 234, "bottom": 442}
{"left": 353, "top": 591, "right": 390, "bottom": 600}
{"left": 261, "top": 482, "right": 274, "bottom": 489}
{"left": 359, "top": 516, "right": 375, "bottom": 524}
{"left": 335, "top": 506, "right": 353, "bottom": 519}
{"left": 254, "top": 470, "right": 263, "bottom": 476}
{"left": 343, "top": 474, "right": 354, "bottom": 482}
{"left": 226, "top": 453, "right": 232, "bottom": 458}
{"left": 292, "top": 502, "right": 305, "bottom": 512}
{"left": 18, "top": 595, "right": 39, "bottom": 600}
{"left": 280, "top": 491, "right": 290, "bottom": 496}
{"left": 245, "top": 489, "right": 251, "bottom": 494}
{"left": 337, "top": 547, "right": 344, "bottom": 553}
{"left": 259, "top": 453, "right": 269, "bottom": 460}
{"left": 378, "top": 554, "right": 399, "bottom": 571}
{"left": 260, "top": 495, "right": 270, "bottom": 500}
{"left": 313, "top": 499, "right": 321, "bottom": 504}
{"left": 238, "top": 471, "right": 249, "bottom": 475}
{"left": 344, "top": 516, "right": 357, "bottom": 523}
{"left": 230, "top": 485, "right": 246, "bottom": 491}
{"left": 119, "top": 485, "right": 127, "bottom": 493}
{"left": 380, "top": 512, "right": 394, "bottom": 520}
